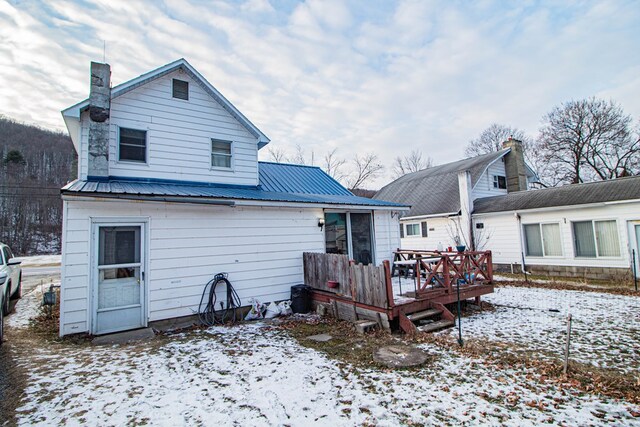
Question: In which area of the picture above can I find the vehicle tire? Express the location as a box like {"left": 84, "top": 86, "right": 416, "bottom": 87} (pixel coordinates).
{"left": 11, "top": 274, "right": 21, "bottom": 300}
{"left": 2, "top": 285, "right": 10, "bottom": 316}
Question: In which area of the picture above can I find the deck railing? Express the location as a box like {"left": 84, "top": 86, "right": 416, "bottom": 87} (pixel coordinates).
{"left": 393, "top": 249, "right": 493, "bottom": 295}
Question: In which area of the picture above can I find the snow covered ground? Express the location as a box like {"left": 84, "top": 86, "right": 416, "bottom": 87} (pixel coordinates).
{"left": 439, "top": 286, "right": 640, "bottom": 375}
{"left": 5, "top": 284, "right": 640, "bottom": 426}
{"left": 14, "top": 254, "right": 61, "bottom": 267}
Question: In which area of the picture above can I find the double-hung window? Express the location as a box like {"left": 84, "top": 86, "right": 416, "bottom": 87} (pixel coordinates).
{"left": 119, "top": 128, "right": 147, "bottom": 163}
{"left": 523, "top": 223, "right": 562, "bottom": 257}
{"left": 211, "top": 139, "right": 232, "bottom": 169}
{"left": 573, "top": 220, "right": 620, "bottom": 258}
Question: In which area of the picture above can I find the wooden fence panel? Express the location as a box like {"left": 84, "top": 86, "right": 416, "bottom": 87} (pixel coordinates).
{"left": 303, "top": 252, "right": 390, "bottom": 308}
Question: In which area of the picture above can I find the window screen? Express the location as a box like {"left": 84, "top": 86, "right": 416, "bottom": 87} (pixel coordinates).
{"left": 172, "top": 79, "right": 189, "bottom": 100}
{"left": 119, "top": 128, "right": 146, "bottom": 162}
{"left": 406, "top": 224, "right": 420, "bottom": 236}
{"left": 594, "top": 220, "right": 620, "bottom": 257}
{"left": 573, "top": 221, "right": 597, "bottom": 257}
{"left": 524, "top": 224, "right": 543, "bottom": 257}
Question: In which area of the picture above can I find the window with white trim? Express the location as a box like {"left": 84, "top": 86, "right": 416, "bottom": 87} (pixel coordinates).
{"left": 523, "top": 223, "right": 562, "bottom": 257}
{"left": 406, "top": 223, "right": 420, "bottom": 236}
{"left": 573, "top": 220, "right": 620, "bottom": 258}
{"left": 493, "top": 175, "right": 507, "bottom": 189}
{"left": 119, "top": 128, "right": 147, "bottom": 163}
{"left": 211, "top": 139, "right": 232, "bottom": 169}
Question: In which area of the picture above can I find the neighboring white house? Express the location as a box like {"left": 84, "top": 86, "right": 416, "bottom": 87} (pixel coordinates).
{"left": 375, "top": 140, "right": 640, "bottom": 280}
{"left": 59, "top": 59, "right": 406, "bottom": 336}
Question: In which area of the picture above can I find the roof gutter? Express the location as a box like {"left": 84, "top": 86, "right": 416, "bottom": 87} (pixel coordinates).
{"left": 61, "top": 192, "right": 409, "bottom": 211}
{"left": 400, "top": 211, "right": 459, "bottom": 221}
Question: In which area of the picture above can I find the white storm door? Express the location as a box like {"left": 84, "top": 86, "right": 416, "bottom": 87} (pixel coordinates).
{"left": 93, "top": 224, "right": 145, "bottom": 335}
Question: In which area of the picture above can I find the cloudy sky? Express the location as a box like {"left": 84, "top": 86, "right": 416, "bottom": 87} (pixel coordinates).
{"left": 1, "top": 0, "right": 639, "bottom": 187}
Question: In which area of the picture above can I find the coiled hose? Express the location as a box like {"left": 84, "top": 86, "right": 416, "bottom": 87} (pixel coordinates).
{"left": 198, "top": 273, "right": 241, "bottom": 326}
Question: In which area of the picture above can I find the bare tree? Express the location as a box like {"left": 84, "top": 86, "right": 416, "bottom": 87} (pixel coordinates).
{"left": 465, "top": 123, "right": 533, "bottom": 157}
{"left": 266, "top": 146, "right": 288, "bottom": 163}
{"left": 391, "top": 149, "right": 433, "bottom": 178}
{"left": 347, "top": 153, "right": 384, "bottom": 190}
{"left": 538, "top": 97, "right": 638, "bottom": 185}
{"left": 322, "top": 148, "right": 347, "bottom": 182}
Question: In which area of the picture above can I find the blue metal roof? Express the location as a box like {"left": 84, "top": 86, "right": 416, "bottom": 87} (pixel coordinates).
{"left": 258, "top": 162, "right": 352, "bottom": 195}
{"left": 62, "top": 163, "right": 407, "bottom": 208}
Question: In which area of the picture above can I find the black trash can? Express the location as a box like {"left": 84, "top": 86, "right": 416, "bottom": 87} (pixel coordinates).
{"left": 290, "top": 284, "right": 311, "bottom": 314}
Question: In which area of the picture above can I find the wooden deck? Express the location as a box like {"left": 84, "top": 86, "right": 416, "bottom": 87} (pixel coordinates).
{"left": 303, "top": 251, "right": 494, "bottom": 335}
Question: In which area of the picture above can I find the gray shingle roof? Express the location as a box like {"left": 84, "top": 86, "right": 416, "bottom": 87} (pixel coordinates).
{"left": 473, "top": 176, "right": 640, "bottom": 214}
{"left": 374, "top": 149, "right": 509, "bottom": 217}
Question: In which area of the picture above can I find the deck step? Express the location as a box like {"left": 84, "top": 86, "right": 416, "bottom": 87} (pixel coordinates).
{"left": 417, "top": 319, "right": 455, "bottom": 333}
{"left": 355, "top": 320, "right": 379, "bottom": 334}
{"left": 406, "top": 308, "right": 443, "bottom": 322}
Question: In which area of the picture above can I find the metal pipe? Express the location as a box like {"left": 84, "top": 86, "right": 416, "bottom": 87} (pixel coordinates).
{"left": 633, "top": 249, "right": 638, "bottom": 292}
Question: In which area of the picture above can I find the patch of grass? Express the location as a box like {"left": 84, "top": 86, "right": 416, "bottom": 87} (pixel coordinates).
{"left": 496, "top": 273, "right": 637, "bottom": 293}
{"left": 276, "top": 316, "right": 428, "bottom": 369}
{"left": 494, "top": 278, "right": 639, "bottom": 296}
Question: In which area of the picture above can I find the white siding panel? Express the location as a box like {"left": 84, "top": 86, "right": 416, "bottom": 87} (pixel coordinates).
{"left": 77, "top": 69, "right": 260, "bottom": 185}
{"left": 473, "top": 201, "right": 640, "bottom": 268}
{"left": 472, "top": 160, "right": 509, "bottom": 199}
{"left": 60, "top": 199, "right": 326, "bottom": 335}
{"left": 373, "top": 211, "right": 400, "bottom": 264}
{"left": 400, "top": 217, "right": 452, "bottom": 250}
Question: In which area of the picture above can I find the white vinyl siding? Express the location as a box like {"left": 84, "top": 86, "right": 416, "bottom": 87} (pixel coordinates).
{"left": 60, "top": 200, "right": 326, "bottom": 335}
{"left": 373, "top": 211, "right": 400, "bottom": 265}
{"left": 573, "top": 220, "right": 621, "bottom": 258}
{"left": 523, "top": 223, "right": 562, "bottom": 257}
{"left": 77, "top": 69, "right": 259, "bottom": 185}
{"left": 400, "top": 217, "right": 457, "bottom": 251}
{"left": 472, "top": 159, "right": 509, "bottom": 199}
{"left": 475, "top": 202, "right": 638, "bottom": 269}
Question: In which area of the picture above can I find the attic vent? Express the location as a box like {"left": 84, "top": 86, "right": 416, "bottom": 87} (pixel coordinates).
{"left": 172, "top": 79, "right": 189, "bottom": 100}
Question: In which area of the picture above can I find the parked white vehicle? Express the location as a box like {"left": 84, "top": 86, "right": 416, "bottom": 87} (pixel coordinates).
{"left": 0, "top": 242, "right": 22, "bottom": 345}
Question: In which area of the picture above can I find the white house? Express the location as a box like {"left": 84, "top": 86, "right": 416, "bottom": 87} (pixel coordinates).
{"left": 375, "top": 139, "right": 640, "bottom": 280}
{"left": 59, "top": 59, "right": 406, "bottom": 336}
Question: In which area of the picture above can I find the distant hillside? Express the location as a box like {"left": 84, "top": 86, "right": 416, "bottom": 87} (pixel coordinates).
{"left": 0, "top": 115, "right": 76, "bottom": 255}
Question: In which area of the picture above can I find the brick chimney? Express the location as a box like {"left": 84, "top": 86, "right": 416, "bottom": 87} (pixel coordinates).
{"left": 87, "top": 62, "right": 111, "bottom": 179}
{"left": 502, "top": 137, "right": 527, "bottom": 192}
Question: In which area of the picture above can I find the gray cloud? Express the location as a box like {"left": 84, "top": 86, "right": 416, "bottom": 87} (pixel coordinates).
{"left": 0, "top": 0, "right": 638, "bottom": 187}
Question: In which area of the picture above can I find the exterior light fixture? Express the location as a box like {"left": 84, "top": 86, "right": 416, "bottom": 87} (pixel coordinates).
{"left": 318, "top": 217, "right": 325, "bottom": 231}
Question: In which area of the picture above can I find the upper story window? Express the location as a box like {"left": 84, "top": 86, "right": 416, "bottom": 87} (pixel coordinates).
{"left": 211, "top": 139, "right": 232, "bottom": 169}
{"left": 493, "top": 175, "right": 507, "bottom": 189}
{"left": 523, "top": 223, "right": 562, "bottom": 257}
{"left": 172, "top": 79, "right": 189, "bottom": 100}
{"left": 573, "top": 220, "right": 620, "bottom": 258}
{"left": 119, "top": 128, "right": 147, "bottom": 163}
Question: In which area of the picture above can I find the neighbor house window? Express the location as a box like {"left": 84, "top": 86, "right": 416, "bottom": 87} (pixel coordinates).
{"left": 493, "top": 175, "right": 507, "bottom": 189}
{"left": 406, "top": 223, "right": 420, "bottom": 236}
{"left": 573, "top": 220, "right": 620, "bottom": 258}
{"left": 119, "top": 128, "right": 147, "bottom": 163}
{"left": 523, "top": 223, "right": 562, "bottom": 257}
{"left": 211, "top": 139, "right": 232, "bottom": 168}
{"left": 172, "top": 79, "right": 189, "bottom": 100}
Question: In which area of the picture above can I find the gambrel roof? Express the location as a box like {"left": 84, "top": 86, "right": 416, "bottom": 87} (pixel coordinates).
{"left": 375, "top": 149, "right": 534, "bottom": 218}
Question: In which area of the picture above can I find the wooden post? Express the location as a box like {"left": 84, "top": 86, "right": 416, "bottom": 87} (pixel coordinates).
{"left": 563, "top": 313, "right": 572, "bottom": 375}
{"left": 383, "top": 260, "right": 394, "bottom": 308}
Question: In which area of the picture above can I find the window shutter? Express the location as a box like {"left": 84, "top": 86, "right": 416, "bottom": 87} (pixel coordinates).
{"left": 421, "top": 221, "right": 428, "bottom": 237}
{"left": 400, "top": 223, "right": 404, "bottom": 238}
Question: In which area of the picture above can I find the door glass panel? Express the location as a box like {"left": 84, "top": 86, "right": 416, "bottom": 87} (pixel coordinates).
{"left": 325, "top": 213, "right": 348, "bottom": 255}
{"left": 98, "top": 226, "right": 141, "bottom": 310}
{"left": 98, "top": 267, "right": 141, "bottom": 309}
{"left": 99, "top": 227, "right": 140, "bottom": 265}
{"left": 350, "top": 213, "right": 373, "bottom": 265}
